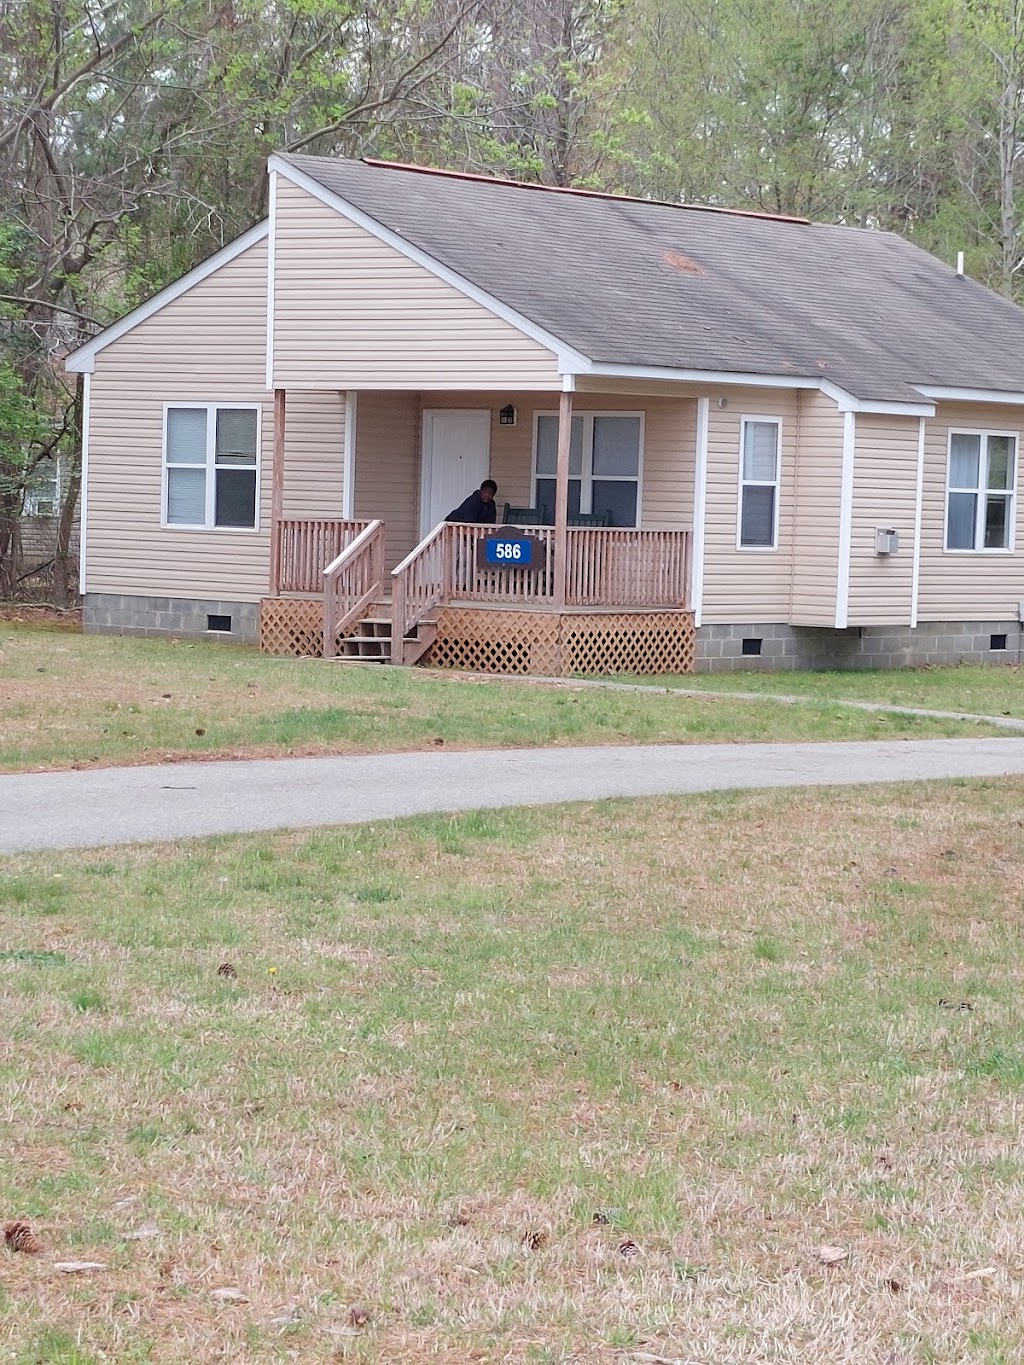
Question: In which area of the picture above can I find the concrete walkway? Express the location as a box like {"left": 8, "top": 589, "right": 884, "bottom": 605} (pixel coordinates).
{"left": 4, "top": 736, "right": 1024, "bottom": 853}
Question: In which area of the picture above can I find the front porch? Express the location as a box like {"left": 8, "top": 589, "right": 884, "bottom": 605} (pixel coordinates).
{"left": 259, "top": 385, "right": 696, "bottom": 676}
{"left": 261, "top": 517, "right": 694, "bottom": 675}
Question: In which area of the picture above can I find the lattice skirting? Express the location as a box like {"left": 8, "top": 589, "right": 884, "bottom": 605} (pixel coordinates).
{"left": 426, "top": 608, "right": 696, "bottom": 677}
{"left": 260, "top": 597, "right": 324, "bottom": 657}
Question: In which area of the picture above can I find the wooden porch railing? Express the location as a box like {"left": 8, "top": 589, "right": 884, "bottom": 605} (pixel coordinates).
{"left": 275, "top": 518, "right": 371, "bottom": 595}
{"left": 323, "top": 520, "right": 386, "bottom": 658}
{"left": 566, "top": 527, "right": 690, "bottom": 608}
{"left": 391, "top": 522, "right": 691, "bottom": 663}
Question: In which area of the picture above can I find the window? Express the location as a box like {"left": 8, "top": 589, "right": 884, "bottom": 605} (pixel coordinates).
{"left": 534, "top": 412, "right": 642, "bottom": 526}
{"left": 738, "top": 418, "right": 780, "bottom": 549}
{"left": 23, "top": 459, "right": 62, "bottom": 517}
{"left": 163, "top": 404, "right": 260, "bottom": 530}
{"left": 945, "top": 430, "right": 1016, "bottom": 551}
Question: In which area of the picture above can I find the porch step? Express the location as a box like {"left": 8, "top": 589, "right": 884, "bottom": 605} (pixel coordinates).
{"left": 332, "top": 610, "right": 436, "bottom": 664}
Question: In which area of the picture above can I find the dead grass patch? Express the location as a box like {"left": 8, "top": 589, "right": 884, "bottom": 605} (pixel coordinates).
{"left": 0, "top": 624, "right": 1002, "bottom": 773}
{"left": 4, "top": 784, "right": 1024, "bottom": 1359}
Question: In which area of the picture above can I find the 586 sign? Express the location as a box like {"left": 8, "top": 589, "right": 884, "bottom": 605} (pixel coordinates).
{"left": 477, "top": 535, "right": 547, "bottom": 570}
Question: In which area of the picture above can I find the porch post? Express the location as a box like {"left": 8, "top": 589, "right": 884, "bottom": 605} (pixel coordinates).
{"left": 552, "top": 384, "right": 573, "bottom": 610}
{"left": 269, "top": 388, "right": 286, "bottom": 595}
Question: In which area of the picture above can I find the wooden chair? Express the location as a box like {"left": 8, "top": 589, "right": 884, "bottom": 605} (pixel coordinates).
{"left": 502, "top": 503, "right": 549, "bottom": 525}
{"left": 567, "top": 511, "right": 610, "bottom": 527}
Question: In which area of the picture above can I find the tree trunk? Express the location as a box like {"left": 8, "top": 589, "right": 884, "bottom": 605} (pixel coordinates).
{"left": 52, "top": 376, "right": 83, "bottom": 606}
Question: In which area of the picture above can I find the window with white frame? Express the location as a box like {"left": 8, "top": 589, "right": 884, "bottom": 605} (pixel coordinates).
{"left": 164, "top": 405, "right": 259, "bottom": 529}
{"left": 738, "top": 418, "right": 780, "bottom": 548}
{"left": 534, "top": 412, "right": 642, "bottom": 526}
{"left": 945, "top": 430, "right": 1016, "bottom": 551}
{"left": 23, "top": 459, "right": 62, "bottom": 517}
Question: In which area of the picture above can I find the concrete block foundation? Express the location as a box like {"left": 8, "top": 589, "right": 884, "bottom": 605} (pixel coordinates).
{"left": 83, "top": 593, "right": 259, "bottom": 644}
{"left": 695, "top": 620, "right": 1024, "bottom": 672}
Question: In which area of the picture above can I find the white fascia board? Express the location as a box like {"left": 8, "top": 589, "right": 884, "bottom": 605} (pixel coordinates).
{"left": 915, "top": 385, "right": 1024, "bottom": 406}
{"left": 835, "top": 411, "right": 856, "bottom": 630}
{"left": 269, "top": 155, "right": 590, "bottom": 374}
{"left": 64, "top": 221, "right": 270, "bottom": 373}
{"left": 819, "top": 378, "right": 934, "bottom": 416}
{"left": 578, "top": 365, "right": 935, "bottom": 416}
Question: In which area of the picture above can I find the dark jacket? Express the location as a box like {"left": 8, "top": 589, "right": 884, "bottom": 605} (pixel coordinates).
{"left": 446, "top": 490, "right": 497, "bottom": 524}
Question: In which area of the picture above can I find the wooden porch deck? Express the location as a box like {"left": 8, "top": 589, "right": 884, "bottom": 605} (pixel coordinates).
{"left": 260, "top": 518, "right": 695, "bottom": 676}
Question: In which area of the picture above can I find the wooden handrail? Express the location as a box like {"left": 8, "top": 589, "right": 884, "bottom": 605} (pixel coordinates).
{"left": 323, "top": 519, "right": 386, "bottom": 658}
{"left": 275, "top": 517, "right": 371, "bottom": 595}
{"left": 390, "top": 520, "right": 451, "bottom": 665}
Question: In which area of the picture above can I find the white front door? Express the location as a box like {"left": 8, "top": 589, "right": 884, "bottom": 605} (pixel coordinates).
{"left": 420, "top": 409, "right": 492, "bottom": 534}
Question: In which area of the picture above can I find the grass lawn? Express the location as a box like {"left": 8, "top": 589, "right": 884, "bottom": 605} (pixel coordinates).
{"left": 0, "top": 624, "right": 1000, "bottom": 773}
{"left": 4, "top": 781, "right": 1024, "bottom": 1362}
{"left": 661, "top": 660, "right": 1024, "bottom": 718}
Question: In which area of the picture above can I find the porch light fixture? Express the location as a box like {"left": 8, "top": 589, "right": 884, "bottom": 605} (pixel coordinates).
{"left": 499, "top": 404, "right": 517, "bottom": 426}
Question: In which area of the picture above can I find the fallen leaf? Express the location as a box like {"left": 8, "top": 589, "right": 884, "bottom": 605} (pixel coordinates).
{"left": 54, "top": 1261, "right": 106, "bottom": 1273}
{"left": 522, "top": 1228, "right": 549, "bottom": 1251}
{"left": 816, "top": 1245, "right": 849, "bottom": 1266}
{"left": 63, "top": 1100, "right": 84, "bottom": 1113}
{"left": 885, "top": 1278, "right": 903, "bottom": 1293}
{"left": 194, "top": 727, "right": 206, "bottom": 737}
{"left": 347, "top": 1304, "right": 371, "bottom": 1328}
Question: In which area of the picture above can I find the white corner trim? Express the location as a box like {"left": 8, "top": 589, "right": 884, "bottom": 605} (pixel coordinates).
{"left": 835, "top": 411, "right": 856, "bottom": 629}
{"left": 691, "top": 397, "right": 709, "bottom": 626}
{"left": 78, "top": 373, "right": 91, "bottom": 592}
{"left": 64, "top": 221, "right": 270, "bottom": 373}
{"left": 910, "top": 416, "right": 926, "bottom": 628}
{"left": 343, "top": 390, "right": 357, "bottom": 518}
{"left": 915, "top": 385, "right": 1024, "bottom": 406}
{"left": 562, "top": 372, "right": 575, "bottom": 392}
{"left": 269, "top": 155, "right": 591, "bottom": 374}
{"left": 265, "top": 170, "right": 278, "bottom": 390}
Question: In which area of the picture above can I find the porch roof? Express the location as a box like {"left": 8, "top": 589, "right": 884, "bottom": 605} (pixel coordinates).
{"left": 281, "top": 153, "right": 1024, "bottom": 407}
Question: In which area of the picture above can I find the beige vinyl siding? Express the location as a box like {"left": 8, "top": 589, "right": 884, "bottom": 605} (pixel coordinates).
{"left": 917, "top": 401, "right": 1024, "bottom": 621}
{"left": 86, "top": 239, "right": 274, "bottom": 602}
{"left": 701, "top": 387, "right": 798, "bottom": 624}
{"left": 353, "top": 391, "right": 420, "bottom": 568}
{"left": 789, "top": 390, "right": 844, "bottom": 626}
{"left": 272, "top": 181, "right": 564, "bottom": 391}
{"left": 432, "top": 392, "right": 696, "bottom": 529}
{"left": 282, "top": 390, "right": 346, "bottom": 519}
{"left": 846, "top": 414, "right": 919, "bottom": 626}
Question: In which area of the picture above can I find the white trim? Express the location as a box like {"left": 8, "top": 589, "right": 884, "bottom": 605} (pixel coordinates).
{"left": 577, "top": 364, "right": 934, "bottom": 416}
{"left": 343, "top": 390, "right": 357, "bottom": 519}
{"left": 161, "top": 402, "right": 263, "bottom": 532}
{"left": 942, "top": 426, "right": 1018, "bottom": 553}
{"left": 910, "top": 416, "right": 925, "bottom": 628}
{"left": 835, "top": 410, "right": 856, "bottom": 629}
{"left": 270, "top": 156, "right": 590, "bottom": 374}
{"left": 819, "top": 379, "right": 935, "bottom": 417}
{"left": 78, "top": 373, "right": 90, "bottom": 593}
{"left": 736, "top": 415, "right": 782, "bottom": 551}
{"left": 531, "top": 409, "right": 645, "bottom": 526}
{"left": 562, "top": 373, "right": 575, "bottom": 392}
{"left": 65, "top": 222, "right": 270, "bottom": 374}
{"left": 265, "top": 170, "right": 278, "bottom": 390}
{"left": 692, "top": 397, "right": 709, "bottom": 625}
{"left": 916, "top": 385, "right": 1024, "bottom": 406}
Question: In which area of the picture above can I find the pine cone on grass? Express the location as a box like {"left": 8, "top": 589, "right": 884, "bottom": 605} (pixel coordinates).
{"left": 5, "top": 1221, "right": 41, "bottom": 1254}
{"left": 217, "top": 962, "right": 237, "bottom": 979}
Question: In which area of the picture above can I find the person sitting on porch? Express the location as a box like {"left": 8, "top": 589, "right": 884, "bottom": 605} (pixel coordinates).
{"left": 446, "top": 479, "right": 498, "bottom": 524}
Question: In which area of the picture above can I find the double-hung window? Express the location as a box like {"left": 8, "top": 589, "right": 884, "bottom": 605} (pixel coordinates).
{"left": 534, "top": 412, "right": 643, "bottom": 525}
{"left": 738, "top": 418, "right": 780, "bottom": 549}
{"left": 163, "top": 404, "right": 260, "bottom": 530}
{"left": 945, "top": 430, "right": 1016, "bottom": 551}
{"left": 23, "top": 459, "right": 62, "bottom": 517}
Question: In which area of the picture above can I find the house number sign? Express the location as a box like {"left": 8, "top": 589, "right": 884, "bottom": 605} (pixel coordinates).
{"left": 477, "top": 535, "right": 547, "bottom": 569}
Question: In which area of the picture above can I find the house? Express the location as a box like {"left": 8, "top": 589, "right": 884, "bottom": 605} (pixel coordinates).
{"left": 64, "top": 153, "right": 1024, "bottom": 673}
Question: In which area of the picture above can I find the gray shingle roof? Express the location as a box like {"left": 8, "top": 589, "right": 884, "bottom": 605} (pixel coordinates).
{"left": 282, "top": 153, "right": 1024, "bottom": 404}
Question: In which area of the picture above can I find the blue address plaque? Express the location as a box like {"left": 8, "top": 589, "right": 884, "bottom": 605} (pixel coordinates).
{"left": 477, "top": 535, "right": 547, "bottom": 570}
